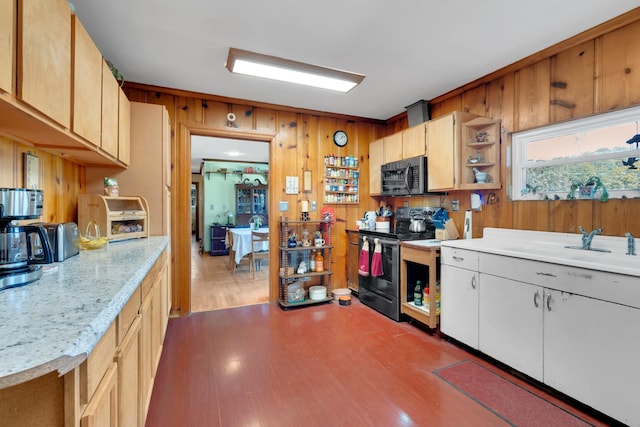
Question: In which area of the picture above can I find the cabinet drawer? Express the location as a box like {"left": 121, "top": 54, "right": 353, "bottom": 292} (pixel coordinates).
{"left": 116, "top": 286, "right": 141, "bottom": 345}
{"left": 80, "top": 322, "right": 116, "bottom": 405}
{"left": 479, "top": 252, "right": 640, "bottom": 308}
{"left": 441, "top": 247, "right": 478, "bottom": 270}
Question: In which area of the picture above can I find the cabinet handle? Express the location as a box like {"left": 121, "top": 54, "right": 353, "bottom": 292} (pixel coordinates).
{"left": 471, "top": 275, "right": 477, "bottom": 289}
{"left": 546, "top": 292, "right": 552, "bottom": 311}
{"left": 533, "top": 290, "right": 540, "bottom": 308}
{"left": 453, "top": 256, "right": 464, "bottom": 262}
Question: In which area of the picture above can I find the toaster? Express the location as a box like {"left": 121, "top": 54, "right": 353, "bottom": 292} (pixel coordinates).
{"left": 31, "top": 222, "right": 80, "bottom": 262}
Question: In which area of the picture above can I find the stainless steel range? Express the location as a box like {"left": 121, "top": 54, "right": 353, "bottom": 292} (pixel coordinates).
{"left": 357, "top": 207, "right": 437, "bottom": 321}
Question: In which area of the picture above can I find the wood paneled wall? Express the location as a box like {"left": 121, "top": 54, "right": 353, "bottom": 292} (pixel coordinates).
{"left": 122, "top": 85, "right": 386, "bottom": 315}
{"left": 0, "top": 136, "right": 83, "bottom": 223}
{"left": 123, "top": 6, "right": 640, "bottom": 316}
{"left": 386, "top": 7, "right": 640, "bottom": 243}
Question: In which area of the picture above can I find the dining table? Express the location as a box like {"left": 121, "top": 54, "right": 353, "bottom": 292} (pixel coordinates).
{"left": 228, "top": 227, "right": 270, "bottom": 265}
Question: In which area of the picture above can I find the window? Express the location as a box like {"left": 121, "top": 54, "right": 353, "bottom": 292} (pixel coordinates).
{"left": 512, "top": 105, "right": 640, "bottom": 201}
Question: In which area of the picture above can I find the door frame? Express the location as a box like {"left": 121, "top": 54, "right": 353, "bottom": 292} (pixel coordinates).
{"left": 174, "top": 123, "right": 276, "bottom": 315}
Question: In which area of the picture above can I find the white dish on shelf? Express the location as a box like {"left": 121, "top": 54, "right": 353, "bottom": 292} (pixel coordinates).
{"left": 309, "top": 285, "right": 327, "bottom": 300}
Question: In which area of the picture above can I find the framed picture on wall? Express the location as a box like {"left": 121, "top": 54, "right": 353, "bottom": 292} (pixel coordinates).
{"left": 23, "top": 153, "right": 39, "bottom": 189}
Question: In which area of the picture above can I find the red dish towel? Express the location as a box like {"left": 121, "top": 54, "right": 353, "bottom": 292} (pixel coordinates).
{"left": 358, "top": 236, "right": 370, "bottom": 276}
{"left": 371, "top": 238, "right": 384, "bottom": 277}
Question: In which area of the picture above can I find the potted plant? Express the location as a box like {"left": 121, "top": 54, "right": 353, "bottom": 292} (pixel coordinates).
{"left": 567, "top": 176, "right": 609, "bottom": 202}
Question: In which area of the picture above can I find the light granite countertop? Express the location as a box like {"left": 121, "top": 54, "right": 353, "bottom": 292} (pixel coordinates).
{"left": 0, "top": 236, "right": 170, "bottom": 389}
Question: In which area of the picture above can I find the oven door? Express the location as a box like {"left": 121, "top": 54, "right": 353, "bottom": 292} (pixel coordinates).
{"left": 358, "top": 236, "right": 402, "bottom": 320}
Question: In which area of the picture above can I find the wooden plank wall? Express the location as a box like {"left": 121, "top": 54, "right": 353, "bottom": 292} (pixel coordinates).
{"left": 0, "top": 135, "right": 83, "bottom": 223}
{"left": 122, "top": 86, "right": 386, "bottom": 314}
{"left": 122, "top": 7, "right": 640, "bottom": 315}
{"left": 386, "top": 8, "right": 640, "bottom": 242}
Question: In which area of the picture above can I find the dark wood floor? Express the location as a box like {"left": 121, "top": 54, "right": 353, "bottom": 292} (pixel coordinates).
{"left": 145, "top": 299, "right": 610, "bottom": 427}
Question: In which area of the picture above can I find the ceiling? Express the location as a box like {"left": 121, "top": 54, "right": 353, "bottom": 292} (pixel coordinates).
{"left": 191, "top": 136, "right": 269, "bottom": 173}
{"left": 71, "top": 1, "right": 639, "bottom": 168}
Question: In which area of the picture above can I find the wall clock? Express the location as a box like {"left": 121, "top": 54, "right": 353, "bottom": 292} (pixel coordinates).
{"left": 333, "top": 130, "right": 348, "bottom": 147}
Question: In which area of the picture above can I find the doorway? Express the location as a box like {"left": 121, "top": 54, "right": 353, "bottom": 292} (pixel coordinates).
{"left": 189, "top": 135, "right": 271, "bottom": 312}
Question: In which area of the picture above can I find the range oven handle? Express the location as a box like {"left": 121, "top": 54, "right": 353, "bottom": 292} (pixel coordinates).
{"left": 374, "top": 238, "right": 399, "bottom": 247}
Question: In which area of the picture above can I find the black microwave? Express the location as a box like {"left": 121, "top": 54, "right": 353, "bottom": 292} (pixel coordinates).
{"left": 381, "top": 156, "right": 428, "bottom": 196}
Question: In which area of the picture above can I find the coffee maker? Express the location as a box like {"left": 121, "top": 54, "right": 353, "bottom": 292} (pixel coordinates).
{"left": 0, "top": 188, "right": 53, "bottom": 291}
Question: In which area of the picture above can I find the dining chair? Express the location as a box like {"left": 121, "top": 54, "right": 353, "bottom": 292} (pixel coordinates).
{"left": 249, "top": 230, "right": 269, "bottom": 279}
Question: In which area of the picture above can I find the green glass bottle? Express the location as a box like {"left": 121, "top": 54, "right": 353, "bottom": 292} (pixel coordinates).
{"left": 413, "top": 280, "right": 423, "bottom": 306}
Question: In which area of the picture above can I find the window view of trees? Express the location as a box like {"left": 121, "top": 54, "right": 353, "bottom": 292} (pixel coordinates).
{"left": 513, "top": 105, "right": 640, "bottom": 200}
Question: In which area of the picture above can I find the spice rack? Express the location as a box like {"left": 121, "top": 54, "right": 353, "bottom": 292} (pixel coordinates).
{"left": 323, "top": 155, "right": 359, "bottom": 204}
{"left": 278, "top": 217, "right": 333, "bottom": 308}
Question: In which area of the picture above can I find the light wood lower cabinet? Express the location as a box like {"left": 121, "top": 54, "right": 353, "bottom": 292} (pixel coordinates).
{"left": 115, "top": 316, "right": 141, "bottom": 427}
{"left": 80, "top": 363, "right": 118, "bottom": 427}
{"left": 0, "top": 248, "right": 169, "bottom": 427}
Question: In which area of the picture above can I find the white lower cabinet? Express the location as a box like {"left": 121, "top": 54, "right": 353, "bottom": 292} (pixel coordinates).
{"left": 544, "top": 289, "right": 640, "bottom": 425}
{"left": 442, "top": 245, "right": 640, "bottom": 426}
{"left": 478, "top": 274, "right": 543, "bottom": 381}
{"left": 440, "top": 248, "right": 479, "bottom": 349}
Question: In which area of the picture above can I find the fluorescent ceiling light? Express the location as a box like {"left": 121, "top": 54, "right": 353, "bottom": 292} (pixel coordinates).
{"left": 226, "top": 48, "right": 365, "bottom": 93}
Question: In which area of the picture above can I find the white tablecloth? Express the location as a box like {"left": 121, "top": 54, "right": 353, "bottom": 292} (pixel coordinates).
{"left": 229, "top": 227, "right": 269, "bottom": 264}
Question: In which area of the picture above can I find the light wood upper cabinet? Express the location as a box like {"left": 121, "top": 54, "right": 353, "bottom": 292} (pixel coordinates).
{"left": 383, "top": 132, "right": 402, "bottom": 163}
{"left": 18, "top": 0, "right": 71, "bottom": 128}
{"left": 427, "top": 111, "right": 479, "bottom": 191}
{"left": 101, "top": 60, "right": 119, "bottom": 158}
{"left": 427, "top": 113, "right": 457, "bottom": 191}
{"left": 72, "top": 15, "right": 103, "bottom": 145}
{"left": 402, "top": 122, "right": 427, "bottom": 158}
{"left": 0, "top": 0, "right": 15, "bottom": 94}
{"left": 118, "top": 88, "right": 131, "bottom": 165}
{"left": 369, "top": 138, "right": 383, "bottom": 195}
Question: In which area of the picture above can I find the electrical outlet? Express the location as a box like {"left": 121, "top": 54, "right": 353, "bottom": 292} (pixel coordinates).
{"left": 403, "top": 201, "right": 409, "bottom": 207}
{"left": 279, "top": 201, "right": 288, "bottom": 212}
{"left": 311, "top": 201, "right": 317, "bottom": 211}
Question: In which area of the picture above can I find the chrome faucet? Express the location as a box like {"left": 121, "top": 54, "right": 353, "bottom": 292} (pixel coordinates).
{"left": 579, "top": 226, "right": 602, "bottom": 250}
{"left": 626, "top": 232, "right": 636, "bottom": 255}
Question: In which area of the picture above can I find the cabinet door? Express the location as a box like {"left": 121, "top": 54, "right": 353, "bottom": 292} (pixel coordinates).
{"left": 101, "top": 60, "right": 119, "bottom": 158}
{"left": 369, "top": 138, "right": 383, "bottom": 195}
{"left": 440, "top": 264, "right": 479, "bottom": 349}
{"left": 115, "top": 316, "right": 141, "bottom": 427}
{"left": 72, "top": 16, "right": 102, "bottom": 146}
{"left": 0, "top": 0, "right": 15, "bottom": 94}
{"left": 18, "top": 0, "right": 71, "bottom": 127}
{"left": 402, "top": 123, "right": 427, "bottom": 158}
{"left": 383, "top": 132, "right": 402, "bottom": 163}
{"left": 426, "top": 114, "right": 456, "bottom": 191}
{"left": 139, "top": 293, "right": 153, "bottom": 418}
{"left": 346, "top": 231, "right": 359, "bottom": 292}
{"left": 151, "top": 278, "right": 164, "bottom": 373}
{"left": 544, "top": 290, "right": 640, "bottom": 425}
{"left": 479, "top": 273, "right": 544, "bottom": 381}
{"left": 118, "top": 88, "right": 131, "bottom": 165}
{"left": 80, "top": 363, "right": 118, "bottom": 427}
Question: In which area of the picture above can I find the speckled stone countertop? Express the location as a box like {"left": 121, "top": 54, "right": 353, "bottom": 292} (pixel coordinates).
{"left": 0, "top": 236, "right": 170, "bottom": 389}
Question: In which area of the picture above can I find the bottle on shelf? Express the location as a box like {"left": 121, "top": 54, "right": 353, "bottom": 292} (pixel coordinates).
{"left": 309, "top": 250, "right": 316, "bottom": 272}
{"left": 424, "top": 285, "right": 430, "bottom": 311}
{"left": 315, "top": 250, "right": 324, "bottom": 272}
{"left": 413, "top": 280, "right": 423, "bottom": 306}
{"left": 435, "top": 281, "right": 441, "bottom": 315}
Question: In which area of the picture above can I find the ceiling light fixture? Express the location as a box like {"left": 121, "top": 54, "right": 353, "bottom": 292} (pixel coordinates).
{"left": 226, "top": 48, "right": 365, "bottom": 93}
